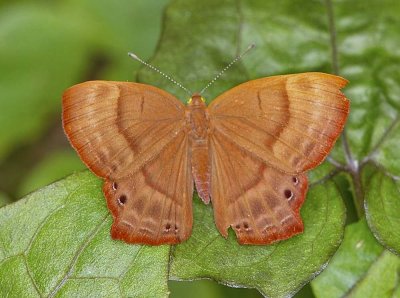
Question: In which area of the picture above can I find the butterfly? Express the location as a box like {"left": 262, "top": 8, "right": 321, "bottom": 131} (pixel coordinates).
{"left": 62, "top": 49, "right": 349, "bottom": 246}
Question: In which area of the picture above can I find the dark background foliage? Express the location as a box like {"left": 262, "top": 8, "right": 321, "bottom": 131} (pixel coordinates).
{"left": 0, "top": 0, "right": 399, "bottom": 297}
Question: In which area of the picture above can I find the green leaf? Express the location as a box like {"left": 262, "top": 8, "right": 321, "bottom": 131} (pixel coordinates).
{"left": 346, "top": 251, "right": 400, "bottom": 298}
{"left": 364, "top": 165, "right": 400, "bottom": 255}
{"left": 311, "top": 220, "right": 400, "bottom": 298}
{"left": 170, "top": 180, "right": 345, "bottom": 297}
{"left": 331, "top": 1, "right": 400, "bottom": 161}
{"left": 374, "top": 117, "right": 400, "bottom": 175}
{"left": 0, "top": 172, "right": 169, "bottom": 298}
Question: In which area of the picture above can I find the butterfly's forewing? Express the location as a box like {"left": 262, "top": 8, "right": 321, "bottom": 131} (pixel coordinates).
{"left": 208, "top": 73, "right": 349, "bottom": 244}
{"left": 209, "top": 73, "right": 350, "bottom": 174}
{"left": 63, "top": 81, "right": 186, "bottom": 179}
{"left": 63, "top": 81, "right": 193, "bottom": 244}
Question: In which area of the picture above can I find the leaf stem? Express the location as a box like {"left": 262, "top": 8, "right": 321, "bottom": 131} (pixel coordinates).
{"left": 350, "top": 170, "right": 365, "bottom": 218}
{"left": 326, "top": 0, "right": 364, "bottom": 217}
{"left": 326, "top": 156, "right": 346, "bottom": 170}
{"left": 310, "top": 168, "right": 341, "bottom": 188}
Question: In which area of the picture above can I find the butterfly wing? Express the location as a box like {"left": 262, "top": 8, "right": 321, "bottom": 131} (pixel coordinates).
{"left": 63, "top": 81, "right": 186, "bottom": 179}
{"left": 63, "top": 81, "right": 193, "bottom": 244}
{"left": 209, "top": 73, "right": 349, "bottom": 174}
{"left": 103, "top": 130, "right": 193, "bottom": 245}
{"left": 210, "top": 132, "right": 307, "bottom": 244}
{"left": 208, "top": 73, "right": 349, "bottom": 244}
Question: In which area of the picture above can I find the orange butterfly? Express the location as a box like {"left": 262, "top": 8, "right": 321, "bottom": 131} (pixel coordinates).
{"left": 62, "top": 47, "right": 349, "bottom": 245}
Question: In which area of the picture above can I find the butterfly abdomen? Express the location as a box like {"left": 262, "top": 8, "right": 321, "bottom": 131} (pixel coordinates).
{"left": 191, "top": 143, "right": 211, "bottom": 204}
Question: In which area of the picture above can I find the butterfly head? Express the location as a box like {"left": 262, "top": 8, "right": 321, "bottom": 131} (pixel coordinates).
{"left": 188, "top": 93, "right": 206, "bottom": 107}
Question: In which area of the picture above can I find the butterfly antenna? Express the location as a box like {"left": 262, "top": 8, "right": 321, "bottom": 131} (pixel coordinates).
{"left": 199, "top": 43, "right": 256, "bottom": 95}
{"left": 128, "top": 52, "right": 192, "bottom": 96}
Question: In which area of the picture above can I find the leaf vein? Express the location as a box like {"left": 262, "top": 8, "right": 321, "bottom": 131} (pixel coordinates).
{"left": 47, "top": 213, "right": 110, "bottom": 298}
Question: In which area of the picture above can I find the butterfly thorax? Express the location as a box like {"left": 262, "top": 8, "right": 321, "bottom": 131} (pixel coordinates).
{"left": 187, "top": 94, "right": 208, "bottom": 140}
{"left": 187, "top": 94, "right": 211, "bottom": 204}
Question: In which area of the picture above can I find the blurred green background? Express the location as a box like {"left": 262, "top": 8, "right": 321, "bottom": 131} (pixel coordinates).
{"left": 0, "top": 1, "right": 278, "bottom": 297}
